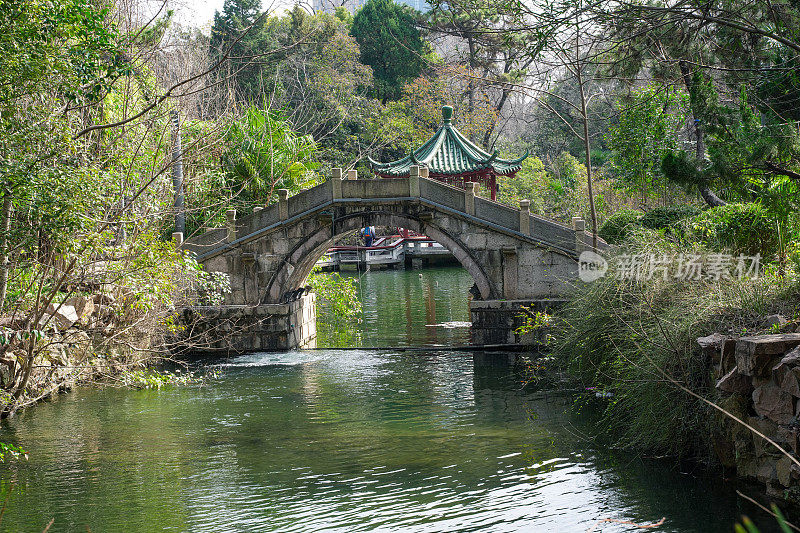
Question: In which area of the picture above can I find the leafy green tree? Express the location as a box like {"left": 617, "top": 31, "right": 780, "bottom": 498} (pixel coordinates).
{"left": 0, "top": 0, "right": 130, "bottom": 310}
{"left": 496, "top": 157, "right": 550, "bottom": 212}
{"left": 606, "top": 86, "right": 689, "bottom": 203}
{"left": 426, "top": 0, "right": 533, "bottom": 144}
{"left": 209, "top": 0, "right": 273, "bottom": 103}
{"left": 351, "top": 0, "right": 425, "bottom": 103}
{"left": 186, "top": 106, "right": 320, "bottom": 233}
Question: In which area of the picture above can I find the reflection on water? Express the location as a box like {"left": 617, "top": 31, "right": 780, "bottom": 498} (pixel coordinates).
{"left": 0, "top": 267, "right": 783, "bottom": 532}
{"left": 0, "top": 350, "right": 778, "bottom": 532}
{"left": 317, "top": 267, "right": 475, "bottom": 348}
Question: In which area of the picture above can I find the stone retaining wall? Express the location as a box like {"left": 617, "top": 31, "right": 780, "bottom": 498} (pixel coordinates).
{"left": 470, "top": 299, "right": 565, "bottom": 345}
{"left": 704, "top": 332, "right": 800, "bottom": 501}
{"left": 174, "top": 293, "right": 317, "bottom": 353}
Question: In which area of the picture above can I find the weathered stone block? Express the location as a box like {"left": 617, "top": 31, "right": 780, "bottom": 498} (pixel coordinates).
{"left": 39, "top": 304, "right": 79, "bottom": 330}
{"left": 64, "top": 296, "right": 95, "bottom": 326}
{"left": 698, "top": 332, "right": 727, "bottom": 363}
{"left": 776, "top": 455, "right": 797, "bottom": 487}
{"left": 774, "top": 348, "right": 800, "bottom": 397}
{"left": 736, "top": 333, "right": 800, "bottom": 376}
{"left": 765, "top": 314, "right": 789, "bottom": 330}
{"left": 750, "top": 416, "right": 781, "bottom": 458}
{"left": 721, "top": 338, "right": 738, "bottom": 375}
{"left": 716, "top": 366, "right": 753, "bottom": 396}
{"left": 753, "top": 382, "right": 795, "bottom": 424}
{"left": 777, "top": 426, "right": 800, "bottom": 455}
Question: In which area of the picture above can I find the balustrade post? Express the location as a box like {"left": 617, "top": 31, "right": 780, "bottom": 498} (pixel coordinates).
{"left": 172, "top": 231, "right": 184, "bottom": 248}
{"left": 572, "top": 216, "right": 586, "bottom": 253}
{"left": 331, "top": 167, "right": 343, "bottom": 199}
{"left": 519, "top": 199, "right": 531, "bottom": 234}
{"left": 465, "top": 182, "right": 476, "bottom": 216}
{"left": 346, "top": 169, "right": 358, "bottom": 180}
{"left": 409, "top": 165, "right": 420, "bottom": 197}
{"left": 226, "top": 209, "right": 237, "bottom": 242}
{"left": 278, "top": 189, "right": 289, "bottom": 221}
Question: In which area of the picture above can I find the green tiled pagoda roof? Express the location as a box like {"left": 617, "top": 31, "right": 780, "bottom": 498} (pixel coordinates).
{"left": 368, "top": 106, "right": 528, "bottom": 177}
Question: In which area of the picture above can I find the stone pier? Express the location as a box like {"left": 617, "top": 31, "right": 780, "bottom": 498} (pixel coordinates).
{"left": 174, "top": 293, "right": 316, "bottom": 354}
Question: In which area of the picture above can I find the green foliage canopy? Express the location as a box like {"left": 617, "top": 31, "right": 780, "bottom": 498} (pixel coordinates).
{"left": 351, "top": 0, "right": 425, "bottom": 102}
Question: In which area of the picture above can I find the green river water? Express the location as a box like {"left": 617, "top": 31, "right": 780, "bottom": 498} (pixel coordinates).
{"left": 0, "top": 267, "right": 780, "bottom": 531}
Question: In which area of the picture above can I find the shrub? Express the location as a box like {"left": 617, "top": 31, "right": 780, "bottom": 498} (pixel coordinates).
{"left": 598, "top": 209, "right": 643, "bottom": 244}
{"left": 640, "top": 205, "right": 701, "bottom": 231}
{"left": 689, "top": 203, "right": 779, "bottom": 259}
{"left": 551, "top": 232, "right": 800, "bottom": 460}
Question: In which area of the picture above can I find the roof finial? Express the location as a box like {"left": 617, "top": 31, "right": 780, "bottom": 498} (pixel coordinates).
{"left": 441, "top": 105, "right": 453, "bottom": 124}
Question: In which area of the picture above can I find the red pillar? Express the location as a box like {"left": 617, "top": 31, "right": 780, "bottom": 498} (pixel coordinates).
{"left": 490, "top": 174, "right": 497, "bottom": 201}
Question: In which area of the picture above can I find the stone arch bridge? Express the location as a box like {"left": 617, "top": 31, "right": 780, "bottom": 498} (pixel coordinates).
{"left": 181, "top": 169, "right": 604, "bottom": 351}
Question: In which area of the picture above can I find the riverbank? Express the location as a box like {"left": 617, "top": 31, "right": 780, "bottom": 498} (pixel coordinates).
{"left": 0, "top": 290, "right": 179, "bottom": 418}
{"left": 546, "top": 233, "right": 800, "bottom": 509}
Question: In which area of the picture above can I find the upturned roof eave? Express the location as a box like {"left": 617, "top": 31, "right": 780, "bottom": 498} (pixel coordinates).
{"left": 367, "top": 107, "right": 529, "bottom": 175}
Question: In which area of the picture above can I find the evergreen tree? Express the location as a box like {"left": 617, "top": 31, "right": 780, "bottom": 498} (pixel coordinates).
{"left": 350, "top": 0, "right": 425, "bottom": 103}
{"left": 209, "top": 0, "right": 271, "bottom": 103}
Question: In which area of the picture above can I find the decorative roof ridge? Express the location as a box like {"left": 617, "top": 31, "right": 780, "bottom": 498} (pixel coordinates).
{"left": 366, "top": 105, "right": 528, "bottom": 175}
{"left": 412, "top": 124, "right": 448, "bottom": 165}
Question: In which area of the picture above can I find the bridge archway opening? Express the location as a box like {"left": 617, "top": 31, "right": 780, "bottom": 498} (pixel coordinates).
{"left": 264, "top": 211, "right": 496, "bottom": 305}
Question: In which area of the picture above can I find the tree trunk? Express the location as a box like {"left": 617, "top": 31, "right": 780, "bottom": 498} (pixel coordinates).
{"left": 171, "top": 109, "right": 185, "bottom": 235}
{"left": 699, "top": 185, "right": 727, "bottom": 207}
{"left": 482, "top": 86, "right": 510, "bottom": 147}
{"left": 679, "top": 60, "right": 726, "bottom": 207}
{"left": 0, "top": 195, "right": 12, "bottom": 312}
{"left": 467, "top": 32, "right": 476, "bottom": 113}
{"left": 575, "top": 9, "right": 598, "bottom": 250}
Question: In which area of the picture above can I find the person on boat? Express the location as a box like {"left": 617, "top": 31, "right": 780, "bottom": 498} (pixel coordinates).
{"left": 361, "top": 226, "right": 375, "bottom": 247}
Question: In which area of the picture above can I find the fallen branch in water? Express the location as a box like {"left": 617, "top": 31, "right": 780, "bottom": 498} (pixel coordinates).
{"left": 585, "top": 516, "right": 666, "bottom": 532}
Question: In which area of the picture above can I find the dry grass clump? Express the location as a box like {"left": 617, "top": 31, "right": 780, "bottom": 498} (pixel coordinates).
{"left": 553, "top": 229, "right": 800, "bottom": 460}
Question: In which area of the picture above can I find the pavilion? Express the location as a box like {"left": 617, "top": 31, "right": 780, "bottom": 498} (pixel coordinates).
{"left": 367, "top": 106, "right": 528, "bottom": 201}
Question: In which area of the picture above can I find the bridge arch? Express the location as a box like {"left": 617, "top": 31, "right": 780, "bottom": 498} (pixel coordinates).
{"left": 180, "top": 174, "right": 607, "bottom": 349}
{"left": 263, "top": 210, "right": 497, "bottom": 304}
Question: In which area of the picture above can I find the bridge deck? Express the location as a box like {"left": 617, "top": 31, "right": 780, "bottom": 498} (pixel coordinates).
{"left": 184, "top": 176, "right": 593, "bottom": 261}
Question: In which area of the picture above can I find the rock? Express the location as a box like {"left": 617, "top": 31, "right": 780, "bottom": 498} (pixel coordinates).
{"left": 736, "top": 452, "right": 759, "bottom": 479}
{"left": 750, "top": 416, "right": 780, "bottom": 458}
{"left": 736, "top": 333, "right": 800, "bottom": 376}
{"left": 755, "top": 458, "right": 778, "bottom": 484}
{"left": 765, "top": 314, "right": 789, "bottom": 330}
{"left": 46, "top": 343, "right": 69, "bottom": 365}
{"left": 782, "top": 346, "right": 800, "bottom": 365}
{"left": 753, "top": 382, "right": 796, "bottom": 424}
{"left": 698, "top": 333, "right": 727, "bottom": 363}
{"left": 717, "top": 366, "right": 753, "bottom": 395}
{"left": 92, "top": 293, "right": 115, "bottom": 306}
{"left": 64, "top": 296, "right": 95, "bottom": 326}
{"left": 0, "top": 316, "right": 25, "bottom": 330}
{"left": 39, "top": 304, "right": 79, "bottom": 330}
{"left": 776, "top": 456, "right": 795, "bottom": 487}
{"left": 90, "top": 304, "right": 114, "bottom": 328}
{"left": 721, "top": 338, "right": 738, "bottom": 374}
{"left": 773, "top": 347, "right": 800, "bottom": 397}
{"left": 777, "top": 426, "right": 800, "bottom": 455}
